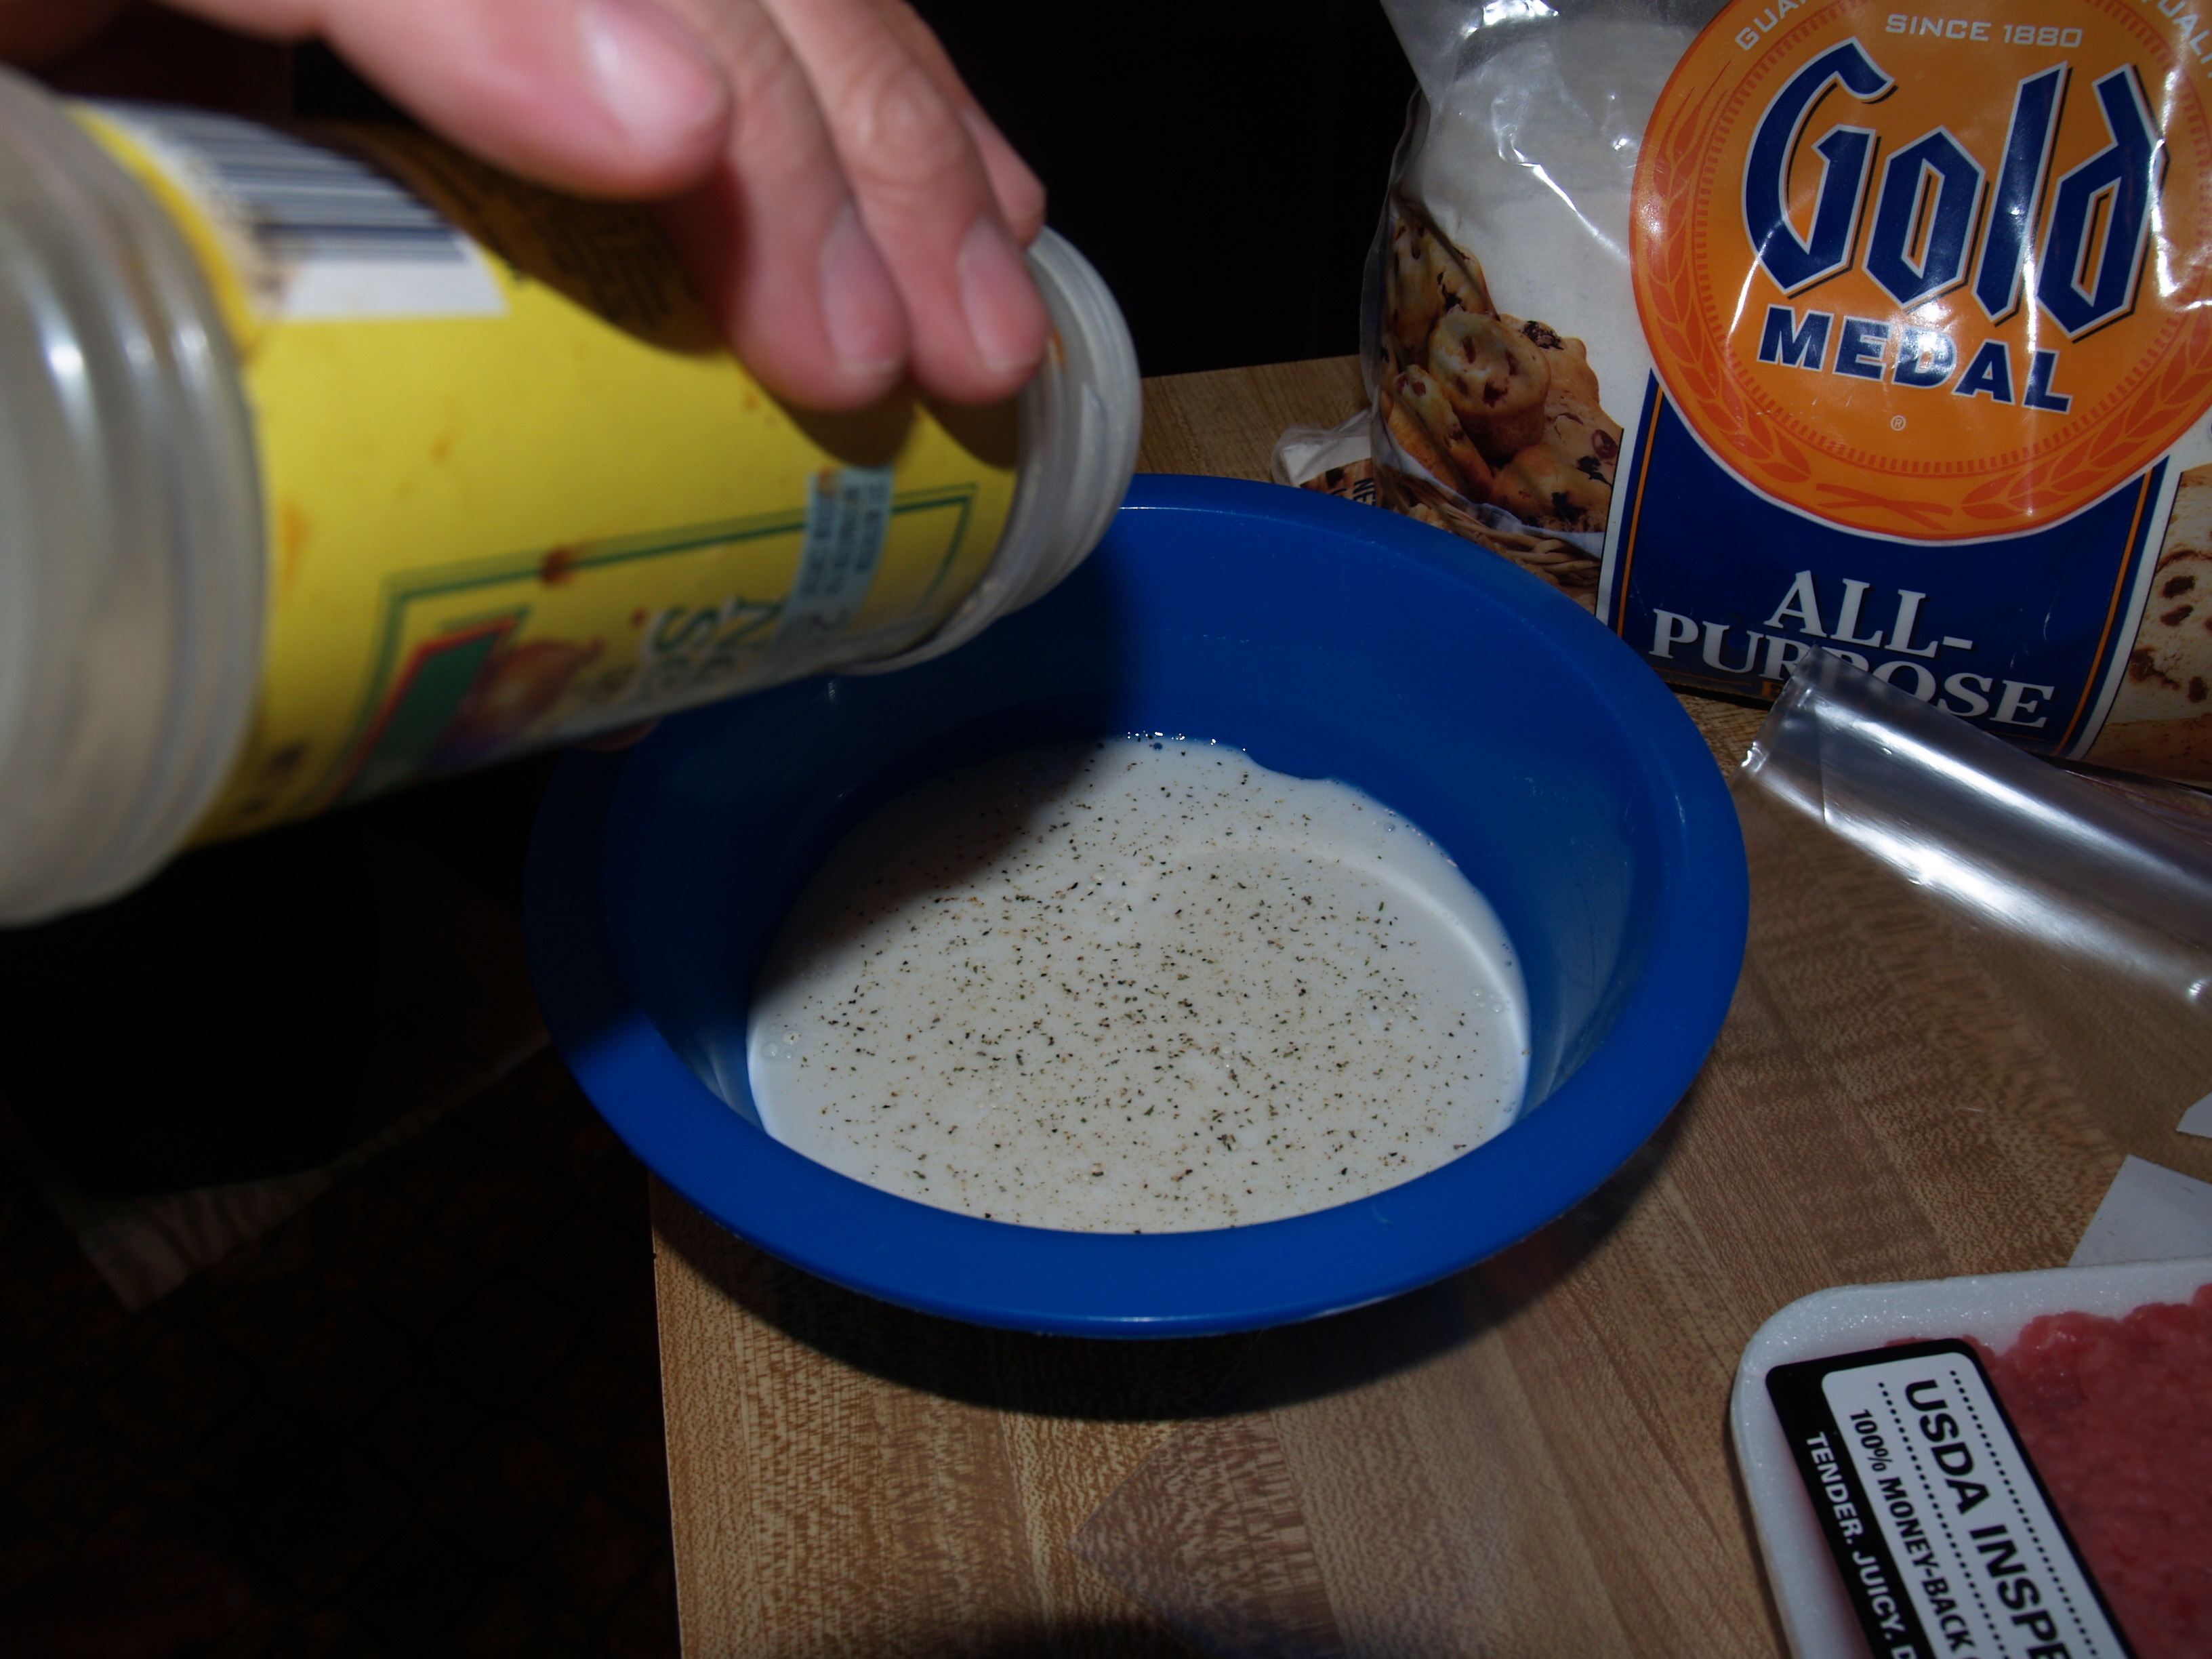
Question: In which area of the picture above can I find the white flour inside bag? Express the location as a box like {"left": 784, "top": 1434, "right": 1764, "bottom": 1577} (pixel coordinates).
{"left": 1397, "top": 19, "right": 1696, "bottom": 411}
{"left": 746, "top": 740, "right": 1527, "bottom": 1232}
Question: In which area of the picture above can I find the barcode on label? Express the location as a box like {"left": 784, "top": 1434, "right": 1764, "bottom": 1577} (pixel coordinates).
{"left": 782, "top": 467, "right": 896, "bottom": 639}
{"left": 91, "top": 104, "right": 505, "bottom": 321}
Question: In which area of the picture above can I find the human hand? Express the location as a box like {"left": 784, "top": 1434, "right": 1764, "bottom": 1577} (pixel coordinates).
{"left": 0, "top": 0, "right": 1050, "bottom": 412}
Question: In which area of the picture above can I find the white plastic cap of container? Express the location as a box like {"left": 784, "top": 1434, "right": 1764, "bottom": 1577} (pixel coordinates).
{"left": 853, "top": 228, "right": 1141, "bottom": 674}
{"left": 0, "top": 70, "right": 264, "bottom": 926}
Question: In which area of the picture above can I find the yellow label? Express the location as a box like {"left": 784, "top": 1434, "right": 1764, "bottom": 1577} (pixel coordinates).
{"left": 73, "top": 106, "right": 1019, "bottom": 838}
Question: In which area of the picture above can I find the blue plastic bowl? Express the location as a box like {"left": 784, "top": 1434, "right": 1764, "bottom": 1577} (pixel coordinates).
{"left": 525, "top": 474, "right": 1746, "bottom": 1335}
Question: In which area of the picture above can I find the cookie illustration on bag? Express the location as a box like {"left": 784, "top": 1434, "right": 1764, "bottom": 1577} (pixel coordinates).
{"left": 1372, "top": 202, "right": 1616, "bottom": 600}
{"left": 2087, "top": 464, "right": 2212, "bottom": 777}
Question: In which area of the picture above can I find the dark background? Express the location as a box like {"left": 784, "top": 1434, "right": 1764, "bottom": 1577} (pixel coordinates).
{"left": 907, "top": 0, "right": 1415, "bottom": 375}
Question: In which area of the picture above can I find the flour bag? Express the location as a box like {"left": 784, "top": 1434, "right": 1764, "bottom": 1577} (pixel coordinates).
{"left": 1358, "top": 0, "right": 2212, "bottom": 783}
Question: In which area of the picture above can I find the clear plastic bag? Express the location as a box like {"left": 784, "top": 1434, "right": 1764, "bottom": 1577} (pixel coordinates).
{"left": 1738, "top": 655, "right": 2212, "bottom": 1157}
{"left": 1361, "top": 0, "right": 2212, "bottom": 790}
{"left": 1360, "top": 0, "right": 1717, "bottom": 607}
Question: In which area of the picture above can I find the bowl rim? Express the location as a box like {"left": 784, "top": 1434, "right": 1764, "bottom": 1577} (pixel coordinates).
{"left": 525, "top": 474, "right": 1748, "bottom": 1336}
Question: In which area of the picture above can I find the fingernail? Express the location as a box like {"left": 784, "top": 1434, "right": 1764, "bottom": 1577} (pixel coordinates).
{"left": 818, "top": 203, "right": 904, "bottom": 380}
{"left": 580, "top": 0, "right": 729, "bottom": 152}
{"left": 959, "top": 216, "right": 1048, "bottom": 377}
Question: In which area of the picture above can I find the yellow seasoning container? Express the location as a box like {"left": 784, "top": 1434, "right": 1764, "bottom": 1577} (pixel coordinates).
{"left": 0, "top": 70, "right": 1140, "bottom": 924}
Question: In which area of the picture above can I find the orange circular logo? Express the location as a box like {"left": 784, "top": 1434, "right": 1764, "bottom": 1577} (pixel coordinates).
{"left": 1634, "top": 0, "right": 2212, "bottom": 538}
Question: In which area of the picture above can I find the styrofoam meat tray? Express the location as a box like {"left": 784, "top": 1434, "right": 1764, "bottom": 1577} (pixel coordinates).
{"left": 1729, "top": 1255, "right": 2212, "bottom": 1659}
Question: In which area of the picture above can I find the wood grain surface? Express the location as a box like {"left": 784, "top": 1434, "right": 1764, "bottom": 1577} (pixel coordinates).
{"left": 1131, "top": 358, "right": 1367, "bottom": 483}
{"left": 650, "top": 356, "right": 2212, "bottom": 1658}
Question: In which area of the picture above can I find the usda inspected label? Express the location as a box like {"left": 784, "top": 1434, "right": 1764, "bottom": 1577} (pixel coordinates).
{"left": 1765, "top": 1341, "right": 2135, "bottom": 1659}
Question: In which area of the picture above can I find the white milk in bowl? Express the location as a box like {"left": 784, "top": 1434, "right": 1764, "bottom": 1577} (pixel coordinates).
{"left": 746, "top": 739, "right": 1528, "bottom": 1231}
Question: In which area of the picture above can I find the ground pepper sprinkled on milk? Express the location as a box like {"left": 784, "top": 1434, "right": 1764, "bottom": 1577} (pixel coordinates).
{"left": 747, "top": 740, "right": 1528, "bottom": 1231}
